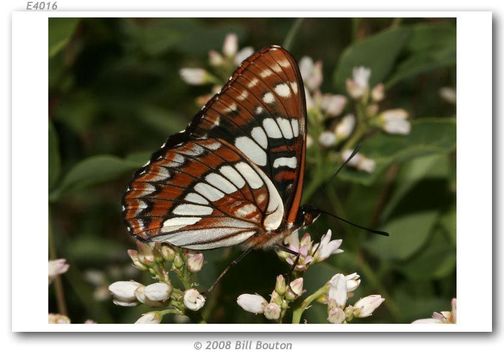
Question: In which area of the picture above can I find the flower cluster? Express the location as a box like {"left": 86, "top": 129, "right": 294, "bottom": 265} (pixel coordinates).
{"left": 325, "top": 273, "right": 384, "bottom": 323}
{"left": 412, "top": 298, "right": 457, "bottom": 324}
{"left": 237, "top": 275, "right": 304, "bottom": 321}
{"left": 237, "top": 229, "right": 385, "bottom": 324}
{"left": 108, "top": 241, "right": 206, "bottom": 323}
{"left": 302, "top": 59, "right": 411, "bottom": 175}
{"left": 179, "top": 33, "right": 254, "bottom": 106}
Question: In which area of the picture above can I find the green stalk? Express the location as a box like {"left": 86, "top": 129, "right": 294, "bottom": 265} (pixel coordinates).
{"left": 49, "top": 215, "right": 67, "bottom": 316}
{"left": 292, "top": 284, "right": 329, "bottom": 324}
{"left": 283, "top": 19, "right": 305, "bottom": 51}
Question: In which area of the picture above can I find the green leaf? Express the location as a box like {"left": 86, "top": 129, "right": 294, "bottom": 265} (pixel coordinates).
{"left": 136, "top": 105, "right": 186, "bottom": 134}
{"left": 386, "top": 23, "right": 455, "bottom": 87}
{"left": 49, "top": 122, "right": 61, "bottom": 189}
{"left": 382, "top": 154, "right": 449, "bottom": 220}
{"left": 400, "top": 227, "right": 456, "bottom": 280}
{"left": 338, "top": 118, "right": 456, "bottom": 185}
{"left": 49, "top": 18, "right": 80, "bottom": 57}
{"left": 66, "top": 234, "right": 126, "bottom": 263}
{"left": 365, "top": 210, "right": 439, "bottom": 261}
{"left": 334, "top": 27, "right": 411, "bottom": 91}
{"left": 50, "top": 155, "right": 140, "bottom": 201}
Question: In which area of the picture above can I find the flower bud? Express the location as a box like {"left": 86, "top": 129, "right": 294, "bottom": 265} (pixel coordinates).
{"left": 223, "top": 33, "right": 238, "bottom": 57}
{"left": 173, "top": 253, "right": 184, "bottom": 269}
{"left": 286, "top": 278, "right": 304, "bottom": 301}
{"left": 48, "top": 313, "right": 71, "bottom": 324}
{"left": 179, "top": 68, "right": 210, "bottom": 85}
{"left": 334, "top": 114, "right": 355, "bottom": 141}
{"left": 136, "top": 241, "right": 155, "bottom": 265}
{"left": 439, "top": 87, "right": 456, "bottom": 104}
{"left": 379, "top": 109, "right": 411, "bottom": 135}
{"left": 135, "top": 312, "right": 161, "bottom": 324}
{"left": 346, "top": 66, "right": 371, "bottom": 99}
{"left": 144, "top": 282, "right": 172, "bottom": 302}
{"left": 299, "top": 57, "right": 323, "bottom": 91}
{"left": 127, "top": 249, "right": 147, "bottom": 271}
{"left": 108, "top": 281, "right": 142, "bottom": 303}
{"left": 371, "top": 83, "right": 385, "bottom": 102}
{"left": 208, "top": 50, "right": 224, "bottom": 67}
{"left": 186, "top": 252, "right": 204, "bottom": 273}
{"left": 183, "top": 289, "right": 206, "bottom": 311}
{"left": 48, "top": 259, "right": 69, "bottom": 284}
{"left": 321, "top": 94, "right": 347, "bottom": 117}
{"left": 264, "top": 303, "right": 281, "bottom": 320}
{"left": 327, "top": 303, "right": 346, "bottom": 324}
{"left": 161, "top": 244, "right": 176, "bottom": 262}
{"left": 275, "top": 275, "right": 287, "bottom": 296}
{"left": 353, "top": 295, "right": 385, "bottom": 318}
{"left": 237, "top": 294, "right": 267, "bottom": 314}
{"left": 235, "top": 47, "right": 254, "bottom": 65}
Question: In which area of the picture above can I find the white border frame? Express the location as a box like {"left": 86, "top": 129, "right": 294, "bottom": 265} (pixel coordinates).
{"left": 11, "top": 11, "right": 492, "bottom": 332}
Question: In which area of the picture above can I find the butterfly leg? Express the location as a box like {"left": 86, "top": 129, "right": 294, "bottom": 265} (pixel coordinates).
{"left": 205, "top": 247, "right": 253, "bottom": 295}
{"left": 275, "top": 244, "right": 301, "bottom": 292}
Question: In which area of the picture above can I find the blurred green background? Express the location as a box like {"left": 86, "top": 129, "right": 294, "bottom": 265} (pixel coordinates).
{"left": 49, "top": 18, "right": 456, "bottom": 323}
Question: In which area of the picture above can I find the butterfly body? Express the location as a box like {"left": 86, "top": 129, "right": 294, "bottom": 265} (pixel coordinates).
{"left": 123, "top": 45, "right": 316, "bottom": 251}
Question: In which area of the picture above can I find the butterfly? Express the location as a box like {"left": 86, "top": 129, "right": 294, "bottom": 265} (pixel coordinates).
{"left": 122, "top": 45, "right": 320, "bottom": 251}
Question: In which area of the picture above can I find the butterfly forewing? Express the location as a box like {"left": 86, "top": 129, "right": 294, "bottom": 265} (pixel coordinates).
{"left": 123, "top": 46, "right": 307, "bottom": 249}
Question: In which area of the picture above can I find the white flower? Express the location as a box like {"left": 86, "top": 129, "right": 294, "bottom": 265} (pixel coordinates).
{"left": 179, "top": 68, "right": 209, "bottom": 85}
{"left": 281, "top": 232, "right": 314, "bottom": 271}
{"left": 237, "top": 294, "right": 268, "bottom": 314}
{"left": 412, "top": 298, "right": 456, "bottom": 324}
{"left": 328, "top": 273, "right": 348, "bottom": 308}
{"left": 313, "top": 229, "right": 343, "bottom": 262}
{"left": 334, "top": 114, "right": 355, "bottom": 141}
{"left": 299, "top": 57, "right": 323, "bottom": 91}
{"left": 327, "top": 304, "right": 346, "bottom": 324}
{"left": 439, "top": 87, "right": 456, "bottom": 104}
{"left": 264, "top": 303, "right": 281, "bottom": 320}
{"left": 286, "top": 278, "right": 304, "bottom": 301}
{"left": 186, "top": 252, "right": 204, "bottom": 273}
{"left": 371, "top": 83, "right": 385, "bottom": 102}
{"left": 135, "top": 312, "right": 161, "bottom": 324}
{"left": 379, "top": 109, "right": 411, "bottom": 135}
{"left": 353, "top": 295, "right": 385, "bottom": 318}
{"left": 48, "top": 259, "right": 69, "bottom": 284}
{"left": 341, "top": 150, "right": 376, "bottom": 173}
{"left": 48, "top": 313, "right": 71, "bottom": 324}
{"left": 346, "top": 66, "right": 371, "bottom": 99}
{"left": 345, "top": 273, "right": 361, "bottom": 292}
{"left": 318, "top": 131, "right": 337, "bottom": 147}
{"left": 223, "top": 33, "right": 238, "bottom": 57}
{"left": 183, "top": 289, "right": 206, "bottom": 311}
{"left": 144, "top": 282, "right": 172, "bottom": 302}
{"left": 320, "top": 94, "right": 347, "bottom": 117}
{"left": 306, "top": 134, "right": 314, "bottom": 148}
{"left": 235, "top": 47, "right": 254, "bottom": 65}
{"left": 108, "top": 281, "right": 142, "bottom": 303}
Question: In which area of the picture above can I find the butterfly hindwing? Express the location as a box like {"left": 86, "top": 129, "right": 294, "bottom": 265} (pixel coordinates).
{"left": 123, "top": 46, "right": 307, "bottom": 249}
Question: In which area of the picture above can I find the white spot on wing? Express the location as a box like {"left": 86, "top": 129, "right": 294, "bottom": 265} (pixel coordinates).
{"left": 150, "top": 167, "right": 170, "bottom": 181}
{"left": 263, "top": 118, "right": 282, "bottom": 138}
{"left": 185, "top": 192, "right": 209, "bottom": 205}
{"left": 255, "top": 106, "right": 264, "bottom": 115}
{"left": 183, "top": 231, "right": 257, "bottom": 250}
{"left": 234, "top": 203, "right": 258, "bottom": 218}
{"left": 235, "top": 136, "right": 267, "bottom": 166}
{"left": 290, "top": 82, "right": 298, "bottom": 94}
{"left": 247, "top": 78, "right": 259, "bottom": 88}
{"left": 237, "top": 90, "right": 248, "bottom": 101}
{"left": 165, "top": 153, "right": 185, "bottom": 167}
{"left": 291, "top": 119, "right": 299, "bottom": 137}
{"left": 274, "top": 83, "right": 291, "bottom": 97}
{"left": 251, "top": 127, "right": 268, "bottom": 149}
{"left": 277, "top": 117, "right": 293, "bottom": 139}
{"left": 204, "top": 141, "right": 221, "bottom": 150}
{"left": 162, "top": 217, "right": 201, "bottom": 232}
{"left": 260, "top": 69, "right": 273, "bottom": 78}
{"left": 205, "top": 173, "right": 238, "bottom": 194}
{"left": 235, "top": 162, "right": 264, "bottom": 189}
{"left": 273, "top": 156, "right": 297, "bottom": 169}
{"left": 263, "top": 92, "right": 275, "bottom": 104}
{"left": 173, "top": 204, "right": 213, "bottom": 216}
{"left": 194, "top": 182, "right": 225, "bottom": 201}
{"left": 220, "top": 165, "right": 246, "bottom": 189}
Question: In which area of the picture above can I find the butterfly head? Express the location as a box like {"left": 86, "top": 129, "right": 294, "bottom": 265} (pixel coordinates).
{"left": 296, "top": 204, "right": 321, "bottom": 228}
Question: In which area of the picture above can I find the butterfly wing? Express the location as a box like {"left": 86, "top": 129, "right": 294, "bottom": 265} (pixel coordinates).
{"left": 188, "top": 46, "right": 307, "bottom": 225}
{"left": 123, "top": 46, "right": 307, "bottom": 250}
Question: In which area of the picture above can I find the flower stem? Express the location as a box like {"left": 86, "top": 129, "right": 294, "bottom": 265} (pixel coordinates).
{"left": 292, "top": 284, "right": 329, "bottom": 324}
{"left": 283, "top": 18, "right": 304, "bottom": 51}
{"left": 49, "top": 215, "right": 67, "bottom": 316}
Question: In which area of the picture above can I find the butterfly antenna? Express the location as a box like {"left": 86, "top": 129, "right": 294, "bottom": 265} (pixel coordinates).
{"left": 328, "top": 143, "right": 362, "bottom": 182}
{"left": 317, "top": 208, "right": 389, "bottom": 236}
